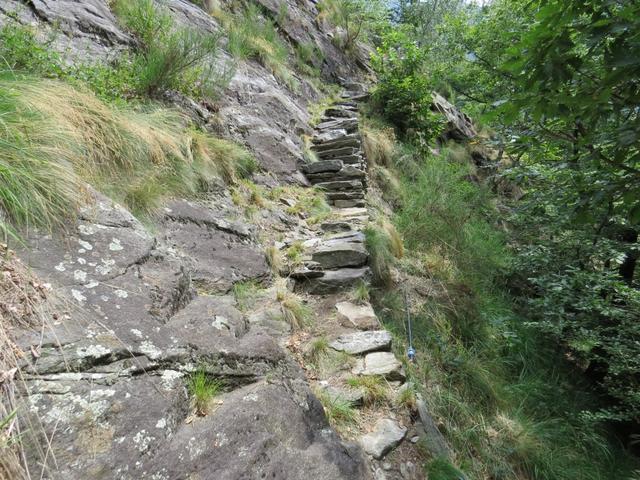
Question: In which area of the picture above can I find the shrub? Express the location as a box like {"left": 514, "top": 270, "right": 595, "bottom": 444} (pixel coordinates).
{"left": 112, "top": 0, "right": 227, "bottom": 98}
{"left": 317, "top": 0, "right": 388, "bottom": 51}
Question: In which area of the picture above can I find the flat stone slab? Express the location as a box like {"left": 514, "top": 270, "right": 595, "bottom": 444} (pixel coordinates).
{"left": 336, "top": 302, "right": 380, "bottom": 330}
{"left": 330, "top": 331, "right": 392, "bottom": 355}
{"left": 315, "top": 146, "right": 358, "bottom": 159}
{"left": 324, "top": 108, "right": 357, "bottom": 118}
{"left": 312, "top": 129, "right": 350, "bottom": 144}
{"left": 318, "top": 383, "right": 364, "bottom": 407}
{"left": 333, "top": 199, "right": 366, "bottom": 208}
{"left": 353, "top": 352, "right": 405, "bottom": 381}
{"left": 334, "top": 207, "right": 368, "bottom": 218}
{"left": 299, "top": 267, "right": 371, "bottom": 295}
{"left": 311, "top": 242, "right": 368, "bottom": 269}
{"left": 320, "top": 221, "right": 353, "bottom": 233}
{"left": 315, "top": 180, "right": 363, "bottom": 192}
{"left": 303, "top": 159, "right": 343, "bottom": 174}
{"left": 359, "top": 418, "right": 407, "bottom": 459}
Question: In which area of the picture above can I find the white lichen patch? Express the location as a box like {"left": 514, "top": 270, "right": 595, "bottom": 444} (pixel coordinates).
{"left": 77, "top": 257, "right": 87, "bottom": 265}
{"left": 160, "top": 370, "right": 183, "bottom": 390}
{"left": 211, "top": 316, "right": 231, "bottom": 331}
{"left": 242, "top": 393, "right": 259, "bottom": 402}
{"left": 86, "top": 281, "right": 100, "bottom": 289}
{"left": 77, "top": 344, "right": 111, "bottom": 358}
{"left": 155, "top": 418, "right": 167, "bottom": 429}
{"left": 109, "top": 238, "right": 124, "bottom": 251}
{"left": 187, "top": 436, "right": 205, "bottom": 460}
{"left": 73, "top": 270, "right": 88, "bottom": 282}
{"left": 130, "top": 329, "right": 143, "bottom": 338}
{"left": 96, "top": 259, "right": 115, "bottom": 276}
{"left": 54, "top": 262, "right": 66, "bottom": 272}
{"left": 115, "top": 289, "right": 128, "bottom": 299}
{"left": 140, "top": 341, "right": 162, "bottom": 360}
{"left": 79, "top": 224, "right": 97, "bottom": 236}
{"left": 78, "top": 239, "right": 93, "bottom": 251}
{"left": 71, "top": 289, "right": 87, "bottom": 303}
{"left": 132, "top": 429, "right": 154, "bottom": 453}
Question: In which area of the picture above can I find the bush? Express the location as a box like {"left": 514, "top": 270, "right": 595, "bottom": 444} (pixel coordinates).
{"left": 371, "top": 30, "right": 445, "bottom": 142}
{"left": 112, "top": 0, "right": 228, "bottom": 98}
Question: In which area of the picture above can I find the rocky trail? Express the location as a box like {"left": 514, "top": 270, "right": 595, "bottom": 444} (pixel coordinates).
{"left": 6, "top": 88, "right": 433, "bottom": 480}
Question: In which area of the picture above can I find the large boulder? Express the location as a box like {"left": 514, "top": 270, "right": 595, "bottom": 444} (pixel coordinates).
{"left": 336, "top": 302, "right": 381, "bottom": 330}
{"left": 432, "top": 92, "right": 477, "bottom": 140}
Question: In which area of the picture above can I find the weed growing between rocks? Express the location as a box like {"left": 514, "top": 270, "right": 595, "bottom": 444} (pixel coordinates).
{"left": 188, "top": 368, "right": 223, "bottom": 416}
{"left": 316, "top": 389, "right": 358, "bottom": 431}
{"left": 351, "top": 281, "right": 370, "bottom": 305}
{"left": 232, "top": 280, "right": 263, "bottom": 312}
{"left": 346, "top": 376, "right": 389, "bottom": 407}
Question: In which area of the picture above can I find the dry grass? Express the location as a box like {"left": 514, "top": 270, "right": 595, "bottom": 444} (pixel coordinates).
{"left": 362, "top": 124, "right": 396, "bottom": 168}
{"left": 0, "top": 245, "right": 53, "bottom": 480}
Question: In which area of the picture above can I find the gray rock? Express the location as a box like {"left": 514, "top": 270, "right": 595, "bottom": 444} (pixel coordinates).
{"left": 320, "top": 221, "right": 354, "bottom": 233}
{"left": 319, "top": 383, "right": 365, "bottom": 407}
{"left": 324, "top": 107, "right": 358, "bottom": 118}
{"left": 299, "top": 267, "right": 371, "bottom": 294}
{"left": 432, "top": 92, "right": 477, "bottom": 140}
{"left": 315, "top": 180, "right": 364, "bottom": 192}
{"left": 334, "top": 199, "right": 366, "bottom": 208}
{"left": 303, "top": 159, "right": 344, "bottom": 174}
{"left": 315, "top": 146, "right": 358, "bottom": 159}
{"left": 326, "top": 191, "right": 366, "bottom": 200}
{"left": 336, "top": 302, "right": 380, "bottom": 330}
{"left": 359, "top": 418, "right": 407, "bottom": 459}
{"left": 311, "top": 242, "right": 368, "bottom": 269}
{"left": 329, "top": 331, "right": 392, "bottom": 355}
{"left": 316, "top": 118, "right": 359, "bottom": 132}
{"left": 312, "top": 129, "right": 350, "bottom": 144}
{"left": 312, "top": 136, "right": 362, "bottom": 152}
{"left": 353, "top": 352, "right": 405, "bottom": 381}
{"left": 416, "top": 393, "right": 452, "bottom": 459}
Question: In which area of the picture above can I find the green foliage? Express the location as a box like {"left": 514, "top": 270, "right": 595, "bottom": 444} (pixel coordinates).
{"left": 316, "top": 389, "right": 358, "bottom": 427}
{"left": 426, "top": 458, "right": 465, "bottom": 480}
{"left": 371, "top": 29, "right": 445, "bottom": 142}
{"left": 232, "top": 280, "right": 262, "bottom": 311}
{"left": 188, "top": 368, "right": 223, "bottom": 415}
{"left": 294, "top": 42, "right": 323, "bottom": 77}
{"left": 220, "top": 3, "right": 297, "bottom": 90}
{"left": 317, "top": 0, "right": 388, "bottom": 51}
{"left": 112, "top": 0, "right": 228, "bottom": 98}
{"left": 346, "top": 375, "right": 388, "bottom": 406}
{"left": 351, "top": 281, "right": 370, "bottom": 305}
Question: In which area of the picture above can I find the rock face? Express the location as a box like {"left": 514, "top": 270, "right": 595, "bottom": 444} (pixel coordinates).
{"left": 336, "top": 302, "right": 381, "bottom": 330}
{"left": 330, "top": 331, "right": 392, "bottom": 355}
{"left": 359, "top": 418, "right": 407, "bottom": 460}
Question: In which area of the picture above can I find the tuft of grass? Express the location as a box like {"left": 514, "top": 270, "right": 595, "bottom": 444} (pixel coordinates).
{"left": 397, "top": 384, "right": 417, "bottom": 411}
{"left": 294, "top": 42, "right": 323, "bottom": 77}
{"left": 232, "top": 280, "right": 262, "bottom": 311}
{"left": 285, "top": 241, "right": 305, "bottom": 266}
{"left": 308, "top": 336, "right": 330, "bottom": 364}
{"left": 346, "top": 375, "right": 389, "bottom": 407}
{"left": 280, "top": 292, "right": 312, "bottom": 330}
{"left": 380, "top": 219, "right": 404, "bottom": 259}
{"left": 112, "top": 0, "right": 229, "bottom": 98}
{"left": 188, "top": 368, "right": 223, "bottom": 416}
{"left": 216, "top": 3, "right": 298, "bottom": 90}
{"left": 265, "top": 246, "right": 283, "bottom": 275}
{"left": 316, "top": 389, "right": 358, "bottom": 428}
{"left": 351, "top": 281, "right": 370, "bottom": 304}
{"left": 364, "top": 225, "right": 395, "bottom": 287}
{"left": 362, "top": 124, "right": 396, "bottom": 167}
{"left": 0, "top": 75, "right": 249, "bottom": 236}
{"left": 285, "top": 188, "right": 332, "bottom": 224}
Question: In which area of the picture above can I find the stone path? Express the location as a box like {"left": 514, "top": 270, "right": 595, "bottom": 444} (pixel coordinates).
{"left": 288, "top": 90, "right": 421, "bottom": 479}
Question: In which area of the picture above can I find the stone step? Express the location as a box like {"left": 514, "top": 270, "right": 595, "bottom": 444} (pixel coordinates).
{"left": 359, "top": 418, "right": 407, "bottom": 460}
{"left": 316, "top": 117, "right": 359, "bottom": 132}
{"left": 298, "top": 267, "right": 371, "bottom": 294}
{"left": 336, "top": 301, "right": 381, "bottom": 330}
{"left": 315, "top": 180, "right": 363, "bottom": 192}
{"left": 311, "top": 241, "right": 368, "bottom": 269}
{"left": 320, "top": 220, "right": 354, "bottom": 233}
{"left": 315, "top": 146, "right": 358, "bottom": 160}
{"left": 333, "top": 207, "right": 368, "bottom": 218}
{"left": 325, "top": 191, "right": 365, "bottom": 200}
{"left": 352, "top": 352, "right": 405, "bottom": 381}
{"left": 318, "top": 383, "right": 364, "bottom": 407}
{"left": 332, "top": 199, "right": 366, "bottom": 208}
{"left": 324, "top": 107, "right": 357, "bottom": 119}
{"left": 312, "top": 136, "right": 361, "bottom": 152}
{"left": 312, "top": 129, "right": 351, "bottom": 144}
{"left": 306, "top": 166, "right": 365, "bottom": 183}
{"left": 325, "top": 231, "right": 365, "bottom": 243}
{"left": 329, "top": 330, "right": 392, "bottom": 355}
{"left": 302, "top": 159, "right": 343, "bottom": 174}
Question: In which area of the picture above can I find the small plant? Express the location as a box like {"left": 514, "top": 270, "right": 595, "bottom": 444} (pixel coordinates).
{"left": 280, "top": 292, "right": 312, "bottom": 330}
{"left": 308, "top": 336, "right": 330, "bottom": 364}
{"left": 285, "top": 241, "right": 305, "bottom": 266}
{"left": 351, "top": 281, "right": 370, "bottom": 304}
{"left": 397, "top": 385, "right": 417, "bottom": 411}
{"left": 346, "top": 375, "right": 389, "bottom": 406}
{"left": 316, "top": 389, "right": 358, "bottom": 427}
{"left": 188, "top": 368, "right": 223, "bottom": 416}
{"left": 232, "top": 280, "right": 262, "bottom": 311}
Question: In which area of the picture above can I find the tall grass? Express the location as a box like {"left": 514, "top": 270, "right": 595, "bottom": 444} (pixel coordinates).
{"left": 367, "top": 134, "right": 638, "bottom": 477}
{"left": 0, "top": 74, "right": 252, "bottom": 236}
{"left": 215, "top": 3, "right": 297, "bottom": 90}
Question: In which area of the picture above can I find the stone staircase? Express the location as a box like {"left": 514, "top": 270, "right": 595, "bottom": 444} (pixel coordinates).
{"left": 288, "top": 91, "right": 420, "bottom": 479}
